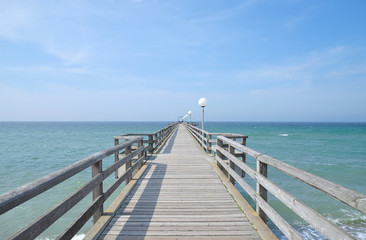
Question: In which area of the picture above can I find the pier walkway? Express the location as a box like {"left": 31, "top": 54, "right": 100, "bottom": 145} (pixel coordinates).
{"left": 91, "top": 125, "right": 262, "bottom": 240}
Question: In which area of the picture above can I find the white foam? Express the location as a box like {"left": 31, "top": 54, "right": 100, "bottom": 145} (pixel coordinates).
{"left": 72, "top": 234, "right": 86, "bottom": 240}
{"left": 278, "top": 134, "right": 289, "bottom": 137}
{"left": 36, "top": 234, "right": 85, "bottom": 240}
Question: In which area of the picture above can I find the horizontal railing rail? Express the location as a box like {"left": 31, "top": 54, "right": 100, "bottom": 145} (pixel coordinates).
{"left": 0, "top": 123, "right": 177, "bottom": 240}
{"left": 185, "top": 124, "right": 365, "bottom": 240}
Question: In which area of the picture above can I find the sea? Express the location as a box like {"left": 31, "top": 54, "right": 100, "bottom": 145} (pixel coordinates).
{"left": 0, "top": 121, "right": 365, "bottom": 240}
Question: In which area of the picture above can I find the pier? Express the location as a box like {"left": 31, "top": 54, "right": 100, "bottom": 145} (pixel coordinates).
{"left": 86, "top": 124, "right": 269, "bottom": 240}
{"left": 0, "top": 123, "right": 365, "bottom": 240}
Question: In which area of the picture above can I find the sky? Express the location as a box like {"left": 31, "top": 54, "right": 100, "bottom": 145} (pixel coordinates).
{"left": 0, "top": 0, "right": 366, "bottom": 122}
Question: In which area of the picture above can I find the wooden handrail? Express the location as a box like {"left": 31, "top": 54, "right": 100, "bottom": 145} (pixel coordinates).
{"left": 0, "top": 123, "right": 177, "bottom": 240}
{"left": 185, "top": 123, "right": 247, "bottom": 153}
{"left": 0, "top": 137, "right": 142, "bottom": 215}
{"left": 218, "top": 136, "right": 366, "bottom": 215}
{"left": 114, "top": 122, "right": 177, "bottom": 154}
{"left": 213, "top": 135, "right": 365, "bottom": 240}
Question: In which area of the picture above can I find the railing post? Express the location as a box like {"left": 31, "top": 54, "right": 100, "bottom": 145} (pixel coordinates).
{"left": 229, "top": 143, "right": 235, "bottom": 184}
{"left": 92, "top": 160, "right": 103, "bottom": 224}
{"left": 154, "top": 133, "right": 158, "bottom": 148}
{"left": 138, "top": 139, "right": 144, "bottom": 168}
{"left": 125, "top": 144, "right": 132, "bottom": 184}
{"left": 256, "top": 159, "right": 268, "bottom": 222}
{"left": 216, "top": 138, "right": 225, "bottom": 173}
{"left": 114, "top": 138, "right": 119, "bottom": 179}
{"left": 149, "top": 135, "right": 154, "bottom": 154}
{"left": 200, "top": 129, "right": 203, "bottom": 148}
{"left": 240, "top": 137, "right": 247, "bottom": 177}
{"left": 208, "top": 134, "right": 212, "bottom": 154}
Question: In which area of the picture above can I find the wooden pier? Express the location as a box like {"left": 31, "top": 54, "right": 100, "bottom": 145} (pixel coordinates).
{"left": 86, "top": 124, "right": 269, "bottom": 240}
{"left": 1, "top": 122, "right": 365, "bottom": 240}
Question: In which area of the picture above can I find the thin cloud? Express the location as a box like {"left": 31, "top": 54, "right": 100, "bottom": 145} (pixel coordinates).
{"left": 283, "top": 16, "right": 305, "bottom": 30}
{"left": 188, "top": 0, "right": 261, "bottom": 24}
{"left": 0, "top": 1, "right": 94, "bottom": 65}
{"left": 232, "top": 45, "right": 352, "bottom": 84}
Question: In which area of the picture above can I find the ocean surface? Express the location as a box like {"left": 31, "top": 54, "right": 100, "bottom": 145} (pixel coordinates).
{"left": 0, "top": 121, "right": 365, "bottom": 239}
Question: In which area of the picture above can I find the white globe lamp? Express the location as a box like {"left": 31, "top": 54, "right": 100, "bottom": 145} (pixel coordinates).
{"left": 198, "top": 98, "right": 208, "bottom": 107}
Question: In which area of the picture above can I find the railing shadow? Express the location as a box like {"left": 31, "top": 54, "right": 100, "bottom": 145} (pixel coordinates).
{"left": 161, "top": 128, "right": 178, "bottom": 154}
{"left": 116, "top": 162, "right": 167, "bottom": 238}
{"left": 114, "top": 126, "right": 179, "bottom": 238}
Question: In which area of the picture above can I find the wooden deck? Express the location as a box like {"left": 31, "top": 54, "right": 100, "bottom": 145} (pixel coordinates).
{"left": 96, "top": 125, "right": 262, "bottom": 240}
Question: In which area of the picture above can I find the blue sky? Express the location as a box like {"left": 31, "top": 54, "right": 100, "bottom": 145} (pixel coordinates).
{"left": 1, "top": 0, "right": 366, "bottom": 121}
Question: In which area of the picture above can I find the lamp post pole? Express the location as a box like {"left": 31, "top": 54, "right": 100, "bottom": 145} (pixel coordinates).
{"left": 198, "top": 98, "right": 208, "bottom": 136}
{"left": 201, "top": 106, "right": 205, "bottom": 132}
{"left": 188, "top": 110, "right": 192, "bottom": 124}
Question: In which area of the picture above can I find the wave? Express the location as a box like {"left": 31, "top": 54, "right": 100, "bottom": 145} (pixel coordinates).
{"left": 36, "top": 234, "right": 85, "bottom": 240}
{"left": 278, "top": 134, "right": 289, "bottom": 137}
{"left": 273, "top": 209, "right": 366, "bottom": 240}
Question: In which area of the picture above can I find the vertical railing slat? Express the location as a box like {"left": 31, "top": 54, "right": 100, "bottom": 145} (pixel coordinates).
{"left": 114, "top": 138, "right": 119, "bottom": 179}
{"left": 92, "top": 160, "right": 103, "bottom": 224}
{"left": 256, "top": 159, "right": 268, "bottom": 222}
{"left": 125, "top": 144, "right": 132, "bottom": 184}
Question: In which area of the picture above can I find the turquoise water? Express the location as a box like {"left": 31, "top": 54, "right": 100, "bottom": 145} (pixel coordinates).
{"left": 0, "top": 122, "right": 365, "bottom": 239}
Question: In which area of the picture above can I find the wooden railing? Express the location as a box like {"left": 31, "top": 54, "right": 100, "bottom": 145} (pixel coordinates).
{"left": 185, "top": 123, "right": 248, "bottom": 154}
{"left": 185, "top": 124, "right": 366, "bottom": 240}
{"left": 0, "top": 123, "right": 177, "bottom": 240}
{"left": 114, "top": 122, "right": 177, "bottom": 155}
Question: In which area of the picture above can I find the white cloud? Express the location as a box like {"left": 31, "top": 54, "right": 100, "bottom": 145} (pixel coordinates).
{"left": 0, "top": 1, "right": 94, "bottom": 66}
{"left": 0, "top": 3, "right": 36, "bottom": 40}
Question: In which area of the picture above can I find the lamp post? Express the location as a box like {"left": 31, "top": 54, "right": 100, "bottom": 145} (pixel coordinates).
{"left": 198, "top": 98, "right": 208, "bottom": 134}
{"left": 188, "top": 110, "right": 192, "bottom": 123}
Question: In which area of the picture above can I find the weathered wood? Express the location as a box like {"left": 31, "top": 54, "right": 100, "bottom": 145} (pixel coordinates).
{"left": 208, "top": 134, "right": 213, "bottom": 153}
{"left": 229, "top": 144, "right": 235, "bottom": 184}
{"left": 92, "top": 160, "right": 103, "bottom": 224}
{"left": 256, "top": 160, "right": 267, "bottom": 222}
{"left": 114, "top": 138, "right": 119, "bottom": 179}
{"left": 215, "top": 151, "right": 302, "bottom": 240}
{"left": 57, "top": 195, "right": 104, "bottom": 240}
{"left": 9, "top": 173, "right": 105, "bottom": 240}
{"left": 209, "top": 162, "right": 277, "bottom": 240}
{"left": 149, "top": 135, "right": 154, "bottom": 153}
{"left": 104, "top": 155, "right": 145, "bottom": 201}
{"left": 215, "top": 144, "right": 356, "bottom": 240}
{"left": 1, "top": 123, "right": 178, "bottom": 240}
{"left": 186, "top": 124, "right": 248, "bottom": 155}
{"left": 0, "top": 137, "right": 143, "bottom": 215}
{"left": 218, "top": 135, "right": 366, "bottom": 215}
{"left": 85, "top": 164, "right": 150, "bottom": 240}
{"left": 125, "top": 144, "right": 132, "bottom": 184}
{"left": 94, "top": 125, "right": 262, "bottom": 240}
